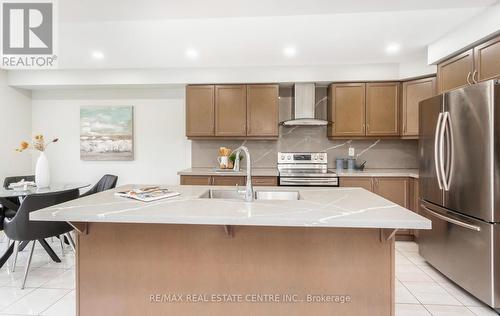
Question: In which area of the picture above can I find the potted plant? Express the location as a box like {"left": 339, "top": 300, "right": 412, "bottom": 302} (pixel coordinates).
{"left": 16, "top": 135, "right": 58, "bottom": 188}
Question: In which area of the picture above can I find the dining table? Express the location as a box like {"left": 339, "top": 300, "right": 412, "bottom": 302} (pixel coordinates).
{"left": 0, "top": 182, "right": 90, "bottom": 268}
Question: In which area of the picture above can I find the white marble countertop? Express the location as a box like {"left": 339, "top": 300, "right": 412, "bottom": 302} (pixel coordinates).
{"left": 178, "top": 168, "right": 279, "bottom": 177}
{"left": 334, "top": 169, "right": 419, "bottom": 179}
{"left": 30, "top": 185, "right": 430, "bottom": 230}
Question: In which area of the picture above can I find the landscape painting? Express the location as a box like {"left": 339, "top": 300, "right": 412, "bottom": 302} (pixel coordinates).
{"left": 80, "top": 106, "right": 134, "bottom": 161}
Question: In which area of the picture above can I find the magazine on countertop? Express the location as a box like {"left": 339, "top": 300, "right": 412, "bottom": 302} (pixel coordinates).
{"left": 114, "top": 187, "right": 180, "bottom": 202}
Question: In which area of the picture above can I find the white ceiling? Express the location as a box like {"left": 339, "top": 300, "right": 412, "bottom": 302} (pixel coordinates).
{"left": 59, "top": 0, "right": 497, "bottom": 21}
{"left": 53, "top": 0, "right": 498, "bottom": 69}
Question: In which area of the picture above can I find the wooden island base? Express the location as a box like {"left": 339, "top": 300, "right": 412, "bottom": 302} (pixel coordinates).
{"left": 76, "top": 223, "right": 395, "bottom": 316}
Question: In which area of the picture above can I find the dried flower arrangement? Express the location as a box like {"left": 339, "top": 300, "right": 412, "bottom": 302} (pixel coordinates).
{"left": 16, "top": 135, "right": 59, "bottom": 152}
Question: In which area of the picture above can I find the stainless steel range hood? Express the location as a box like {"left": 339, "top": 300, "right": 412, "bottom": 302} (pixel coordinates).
{"left": 281, "top": 83, "right": 329, "bottom": 126}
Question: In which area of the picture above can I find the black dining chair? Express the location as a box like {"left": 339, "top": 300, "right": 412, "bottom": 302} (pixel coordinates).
{"left": 3, "top": 189, "right": 79, "bottom": 289}
{"left": 80, "top": 174, "right": 118, "bottom": 197}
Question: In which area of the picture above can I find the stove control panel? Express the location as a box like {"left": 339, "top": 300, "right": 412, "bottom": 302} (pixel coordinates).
{"left": 278, "top": 152, "right": 327, "bottom": 164}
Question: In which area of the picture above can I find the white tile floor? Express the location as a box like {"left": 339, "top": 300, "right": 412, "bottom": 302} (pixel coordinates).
{"left": 0, "top": 237, "right": 497, "bottom": 315}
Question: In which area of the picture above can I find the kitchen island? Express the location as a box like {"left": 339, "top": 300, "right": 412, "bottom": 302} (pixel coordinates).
{"left": 31, "top": 185, "right": 430, "bottom": 316}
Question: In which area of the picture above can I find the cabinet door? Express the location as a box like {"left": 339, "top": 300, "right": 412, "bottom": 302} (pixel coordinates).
{"left": 339, "top": 177, "right": 373, "bottom": 192}
{"left": 180, "top": 176, "right": 212, "bottom": 185}
{"left": 186, "top": 85, "right": 215, "bottom": 137}
{"left": 246, "top": 85, "right": 279, "bottom": 137}
{"left": 366, "top": 82, "right": 400, "bottom": 136}
{"left": 373, "top": 177, "right": 409, "bottom": 208}
{"left": 402, "top": 77, "right": 436, "bottom": 137}
{"left": 328, "top": 83, "right": 366, "bottom": 137}
{"left": 409, "top": 178, "right": 420, "bottom": 239}
{"left": 212, "top": 176, "right": 246, "bottom": 186}
{"left": 437, "top": 49, "right": 474, "bottom": 93}
{"left": 215, "top": 85, "right": 247, "bottom": 136}
{"left": 251, "top": 176, "right": 278, "bottom": 186}
{"left": 474, "top": 35, "right": 500, "bottom": 82}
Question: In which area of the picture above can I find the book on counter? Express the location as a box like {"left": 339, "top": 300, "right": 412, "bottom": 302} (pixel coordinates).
{"left": 114, "top": 187, "right": 180, "bottom": 202}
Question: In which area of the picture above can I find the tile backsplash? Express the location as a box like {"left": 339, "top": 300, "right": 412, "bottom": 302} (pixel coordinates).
{"left": 191, "top": 126, "right": 418, "bottom": 169}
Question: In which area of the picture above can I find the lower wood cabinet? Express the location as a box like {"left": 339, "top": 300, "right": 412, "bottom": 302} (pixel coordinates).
{"left": 339, "top": 177, "right": 373, "bottom": 191}
{"left": 211, "top": 176, "right": 246, "bottom": 186}
{"left": 252, "top": 176, "right": 278, "bottom": 186}
{"left": 180, "top": 175, "right": 277, "bottom": 187}
{"left": 180, "top": 175, "right": 212, "bottom": 185}
{"left": 373, "top": 177, "right": 409, "bottom": 208}
{"left": 340, "top": 176, "right": 418, "bottom": 241}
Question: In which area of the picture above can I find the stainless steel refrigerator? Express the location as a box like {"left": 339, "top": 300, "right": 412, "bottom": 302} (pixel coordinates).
{"left": 419, "top": 79, "right": 500, "bottom": 310}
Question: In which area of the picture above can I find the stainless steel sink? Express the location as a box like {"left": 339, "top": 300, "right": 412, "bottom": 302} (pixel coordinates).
{"left": 255, "top": 191, "right": 299, "bottom": 201}
{"left": 199, "top": 189, "right": 244, "bottom": 200}
{"left": 200, "top": 189, "right": 299, "bottom": 201}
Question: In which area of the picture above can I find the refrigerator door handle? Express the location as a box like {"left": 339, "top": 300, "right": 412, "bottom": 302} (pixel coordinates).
{"left": 434, "top": 112, "right": 444, "bottom": 190}
{"left": 441, "top": 112, "right": 452, "bottom": 191}
{"left": 421, "top": 204, "right": 481, "bottom": 232}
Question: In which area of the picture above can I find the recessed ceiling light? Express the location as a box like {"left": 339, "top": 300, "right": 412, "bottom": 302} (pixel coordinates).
{"left": 185, "top": 48, "right": 199, "bottom": 60}
{"left": 283, "top": 46, "right": 297, "bottom": 58}
{"left": 91, "top": 51, "right": 104, "bottom": 60}
{"left": 385, "top": 43, "right": 401, "bottom": 54}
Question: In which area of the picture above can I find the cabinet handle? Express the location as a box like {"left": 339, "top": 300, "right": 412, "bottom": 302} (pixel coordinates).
{"left": 466, "top": 72, "right": 472, "bottom": 85}
{"left": 366, "top": 123, "right": 370, "bottom": 132}
{"left": 472, "top": 70, "right": 478, "bottom": 83}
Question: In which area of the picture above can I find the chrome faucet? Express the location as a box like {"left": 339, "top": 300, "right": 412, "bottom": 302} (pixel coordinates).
{"left": 232, "top": 146, "right": 253, "bottom": 202}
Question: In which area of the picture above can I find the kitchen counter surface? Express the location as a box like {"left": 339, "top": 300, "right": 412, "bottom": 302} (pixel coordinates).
{"left": 178, "top": 167, "right": 279, "bottom": 177}
{"left": 334, "top": 168, "right": 419, "bottom": 178}
{"left": 31, "top": 185, "right": 430, "bottom": 230}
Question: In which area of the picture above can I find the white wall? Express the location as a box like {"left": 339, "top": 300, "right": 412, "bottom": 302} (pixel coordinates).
{"left": 0, "top": 70, "right": 33, "bottom": 181}
{"left": 428, "top": 2, "right": 500, "bottom": 64}
{"left": 8, "top": 64, "right": 402, "bottom": 89}
{"left": 31, "top": 87, "right": 191, "bottom": 186}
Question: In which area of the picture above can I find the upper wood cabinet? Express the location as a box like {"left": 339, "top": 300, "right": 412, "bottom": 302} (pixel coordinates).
{"left": 366, "top": 82, "right": 400, "bottom": 136}
{"left": 186, "top": 84, "right": 278, "bottom": 139}
{"left": 186, "top": 85, "right": 215, "bottom": 137}
{"left": 246, "top": 85, "right": 279, "bottom": 137}
{"left": 401, "top": 77, "right": 436, "bottom": 138}
{"left": 328, "top": 83, "right": 366, "bottom": 137}
{"left": 437, "top": 50, "right": 474, "bottom": 93}
{"left": 474, "top": 36, "right": 500, "bottom": 82}
{"left": 437, "top": 35, "right": 500, "bottom": 93}
{"left": 215, "top": 85, "right": 247, "bottom": 136}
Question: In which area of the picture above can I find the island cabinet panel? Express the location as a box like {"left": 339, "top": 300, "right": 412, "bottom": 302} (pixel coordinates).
{"left": 365, "top": 82, "right": 400, "bottom": 136}
{"left": 215, "top": 85, "right": 247, "bottom": 136}
{"left": 77, "top": 223, "right": 395, "bottom": 316}
{"left": 474, "top": 35, "right": 500, "bottom": 82}
{"left": 328, "top": 83, "right": 366, "bottom": 137}
{"left": 437, "top": 49, "right": 474, "bottom": 93}
{"left": 211, "top": 176, "right": 246, "bottom": 186}
{"left": 246, "top": 85, "right": 279, "bottom": 137}
{"left": 339, "top": 177, "right": 373, "bottom": 192}
{"left": 186, "top": 85, "right": 215, "bottom": 137}
{"left": 401, "top": 77, "right": 436, "bottom": 138}
{"left": 180, "top": 175, "right": 212, "bottom": 185}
